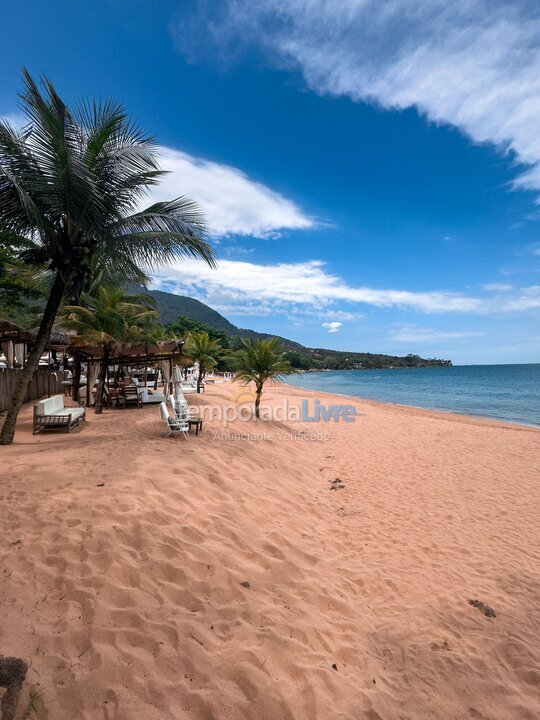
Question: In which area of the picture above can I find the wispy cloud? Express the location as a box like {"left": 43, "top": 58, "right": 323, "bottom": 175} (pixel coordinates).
{"left": 152, "top": 258, "right": 540, "bottom": 317}
{"left": 482, "top": 283, "right": 513, "bottom": 292}
{"left": 322, "top": 321, "right": 342, "bottom": 333}
{"left": 389, "top": 326, "right": 485, "bottom": 343}
{"left": 501, "top": 285, "right": 540, "bottom": 311}
{"left": 148, "top": 146, "right": 314, "bottom": 238}
{"left": 179, "top": 1, "right": 540, "bottom": 192}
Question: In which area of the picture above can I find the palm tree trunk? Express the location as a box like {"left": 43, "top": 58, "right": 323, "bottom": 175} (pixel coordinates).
{"left": 94, "top": 345, "right": 110, "bottom": 415}
{"left": 255, "top": 384, "right": 263, "bottom": 419}
{"left": 197, "top": 366, "right": 205, "bottom": 394}
{"left": 0, "top": 272, "right": 66, "bottom": 445}
{"left": 71, "top": 354, "right": 81, "bottom": 402}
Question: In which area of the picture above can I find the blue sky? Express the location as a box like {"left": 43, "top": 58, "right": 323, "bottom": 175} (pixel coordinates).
{"left": 1, "top": 0, "right": 540, "bottom": 364}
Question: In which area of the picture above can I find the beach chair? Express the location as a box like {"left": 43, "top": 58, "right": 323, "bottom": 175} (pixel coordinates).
{"left": 169, "top": 393, "right": 188, "bottom": 416}
{"left": 33, "top": 395, "right": 86, "bottom": 434}
{"left": 169, "top": 395, "right": 203, "bottom": 435}
{"left": 159, "top": 401, "right": 189, "bottom": 438}
{"left": 122, "top": 385, "right": 142, "bottom": 409}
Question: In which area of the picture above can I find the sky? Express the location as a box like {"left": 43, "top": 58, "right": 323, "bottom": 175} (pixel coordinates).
{"left": 1, "top": 0, "right": 540, "bottom": 364}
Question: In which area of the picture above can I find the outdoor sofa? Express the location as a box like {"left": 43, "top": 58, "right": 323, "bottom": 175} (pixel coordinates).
{"left": 33, "top": 394, "right": 86, "bottom": 434}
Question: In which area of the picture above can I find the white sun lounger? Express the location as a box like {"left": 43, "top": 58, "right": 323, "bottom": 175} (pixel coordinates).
{"left": 159, "top": 401, "right": 189, "bottom": 438}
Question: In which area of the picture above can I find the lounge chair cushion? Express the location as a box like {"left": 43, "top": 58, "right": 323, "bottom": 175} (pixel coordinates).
{"left": 37, "top": 394, "right": 65, "bottom": 416}
{"left": 49, "top": 407, "right": 86, "bottom": 421}
{"left": 140, "top": 388, "right": 166, "bottom": 404}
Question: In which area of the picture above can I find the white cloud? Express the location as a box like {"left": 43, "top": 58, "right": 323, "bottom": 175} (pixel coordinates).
{"left": 322, "top": 321, "right": 342, "bottom": 333}
{"left": 147, "top": 146, "right": 314, "bottom": 238}
{"left": 0, "top": 113, "right": 25, "bottom": 129}
{"left": 389, "top": 327, "right": 485, "bottom": 343}
{"left": 501, "top": 285, "right": 540, "bottom": 311}
{"left": 151, "top": 257, "right": 539, "bottom": 317}
{"left": 0, "top": 111, "right": 314, "bottom": 239}
{"left": 185, "top": 1, "right": 540, "bottom": 192}
{"left": 483, "top": 283, "right": 513, "bottom": 292}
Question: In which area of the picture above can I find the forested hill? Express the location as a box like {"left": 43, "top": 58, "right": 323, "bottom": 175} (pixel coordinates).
{"left": 143, "top": 288, "right": 452, "bottom": 370}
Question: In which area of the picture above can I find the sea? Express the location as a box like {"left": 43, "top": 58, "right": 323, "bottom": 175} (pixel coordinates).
{"left": 284, "top": 364, "right": 540, "bottom": 428}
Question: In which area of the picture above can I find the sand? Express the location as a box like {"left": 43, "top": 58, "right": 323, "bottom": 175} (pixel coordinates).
{"left": 1, "top": 382, "right": 539, "bottom": 720}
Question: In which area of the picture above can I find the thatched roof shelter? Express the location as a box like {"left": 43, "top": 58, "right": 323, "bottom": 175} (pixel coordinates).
{"left": 67, "top": 339, "right": 183, "bottom": 363}
{"left": 0, "top": 319, "right": 35, "bottom": 343}
{"left": 30, "top": 326, "right": 77, "bottom": 349}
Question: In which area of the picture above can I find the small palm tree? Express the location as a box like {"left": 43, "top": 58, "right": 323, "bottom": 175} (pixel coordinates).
{"left": 183, "top": 331, "right": 222, "bottom": 393}
{"left": 0, "top": 70, "right": 215, "bottom": 444}
{"left": 59, "top": 287, "right": 158, "bottom": 413}
{"left": 233, "top": 338, "right": 299, "bottom": 418}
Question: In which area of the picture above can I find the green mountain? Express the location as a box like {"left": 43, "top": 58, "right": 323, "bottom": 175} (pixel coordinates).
{"left": 141, "top": 289, "right": 238, "bottom": 332}
{"left": 144, "top": 288, "right": 452, "bottom": 370}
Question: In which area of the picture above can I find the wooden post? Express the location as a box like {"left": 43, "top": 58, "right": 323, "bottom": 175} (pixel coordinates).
{"left": 86, "top": 360, "right": 91, "bottom": 406}
{"left": 144, "top": 348, "right": 148, "bottom": 389}
{"left": 72, "top": 353, "right": 81, "bottom": 402}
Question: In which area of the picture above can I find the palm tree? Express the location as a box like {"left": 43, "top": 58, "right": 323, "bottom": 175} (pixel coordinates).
{"left": 183, "top": 331, "right": 222, "bottom": 393}
{"left": 233, "top": 338, "right": 299, "bottom": 418}
{"left": 0, "top": 70, "right": 215, "bottom": 444}
{"left": 59, "top": 287, "right": 158, "bottom": 413}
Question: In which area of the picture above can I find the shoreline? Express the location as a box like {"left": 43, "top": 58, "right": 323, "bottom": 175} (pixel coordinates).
{"left": 1, "top": 382, "right": 539, "bottom": 719}
{"left": 283, "top": 380, "right": 540, "bottom": 431}
{"left": 283, "top": 370, "right": 540, "bottom": 430}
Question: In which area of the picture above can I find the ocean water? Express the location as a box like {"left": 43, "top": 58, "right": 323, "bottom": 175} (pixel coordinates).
{"left": 284, "top": 364, "right": 540, "bottom": 427}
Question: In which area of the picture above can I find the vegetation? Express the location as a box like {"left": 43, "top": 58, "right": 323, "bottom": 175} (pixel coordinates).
{"left": 59, "top": 287, "right": 158, "bottom": 413}
{"left": 0, "top": 233, "right": 44, "bottom": 326}
{"left": 167, "top": 315, "right": 230, "bottom": 348}
{"left": 166, "top": 315, "right": 243, "bottom": 372}
{"left": 137, "top": 288, "right": 238, "bottom": 331}
{"left": 144, "top": 289, "right": 452, "bottom": 370}
{"left": 0, "top": 70, "right": 214, "bottom": 444}
{"left": 232, "top": 338, "right": 300, "bottom": 418}
{"left": 283, "top": 349, "right": 452, "bottom": 370}
{"left": 183, "top": 331, "right": 222, "bottom": 393}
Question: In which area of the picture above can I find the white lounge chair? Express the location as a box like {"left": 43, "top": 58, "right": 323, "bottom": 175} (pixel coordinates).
{"left": 159, "top": 401, "right": 189, "bottom": 438}
{"left": 139, "top": 387, "right": 166, "bottom": 404}
{"left": 169, "top": 396, "right": 203, "bottom": 435}
{"left": 169, "top": 394, "right": 192, "bottom": 418}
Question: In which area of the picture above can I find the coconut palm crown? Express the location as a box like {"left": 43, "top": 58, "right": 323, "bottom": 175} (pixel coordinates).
{"left": 0, "top": 70, "right": 215, "bottom": 443}
{"left": 58, "top": 286, "right": 158, "bottom": 414}
{"left": 233, "top": 338, "right": 300, "bottom": 418}
{"left": 183, "top": 331, "right": 222, "bottom": 393}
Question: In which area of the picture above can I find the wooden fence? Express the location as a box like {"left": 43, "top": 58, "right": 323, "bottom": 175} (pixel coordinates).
{"left": 0, "top": 367, "right": 64, "bottom": 413}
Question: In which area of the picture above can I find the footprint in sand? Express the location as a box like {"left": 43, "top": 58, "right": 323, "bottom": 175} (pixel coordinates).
{"left": 431, "top": 640, "right": 450, "bottom": 651}
{"left": 468, "top": 599, "right": 496, "bottom": 618}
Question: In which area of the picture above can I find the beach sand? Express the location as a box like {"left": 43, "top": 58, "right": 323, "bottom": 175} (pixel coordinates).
{"left": 1, "top": 382, "right": 539, "bottom": 719}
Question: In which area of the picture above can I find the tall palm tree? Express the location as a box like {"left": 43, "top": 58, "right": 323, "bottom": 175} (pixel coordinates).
{"left": 59, "top": 287, "right": 158, "bottom": 413}
{"left": 233, "top": 338, "right": 299, "bottom": 418}
{"left": 183, "top": 331, "right": 222, "bottom": 393}
{"left": 0, "top": 70, "right": 215, "bottom": 444}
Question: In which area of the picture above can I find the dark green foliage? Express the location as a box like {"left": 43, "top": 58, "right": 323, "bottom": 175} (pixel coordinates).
{"left": 0, "top": 235, "right": 44, "bottom": 326}
{"left": 0, "top": 70, "right": 215, "bottom": 443}
{"left": 138, "top": 289, "right": 237, "bottom": 330}
{"left": 166, "top": 315, "right": 230, "bottom": 348}
{"left": 233, "top": 338, "right": 300, "bottom": 418}
{"left": 149, "top": 289, "right": 452, "bottom": 370}
{"left": 283, "top": 350, "right": 313, "bottom": 370}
